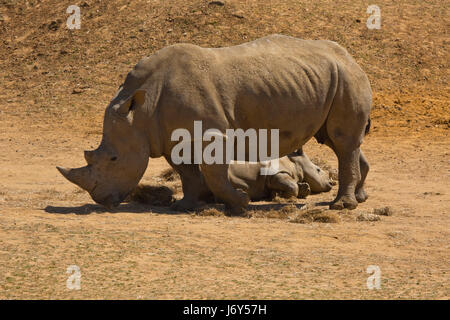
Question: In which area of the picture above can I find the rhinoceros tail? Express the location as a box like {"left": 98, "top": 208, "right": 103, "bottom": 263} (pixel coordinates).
{"left": 364, "top": 117, "right": 371, "bottom": 136}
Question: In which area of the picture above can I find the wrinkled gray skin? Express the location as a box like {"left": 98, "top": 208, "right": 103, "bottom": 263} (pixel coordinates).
{"left": 226, "top": 148, "right": 333, "bottom": 201}
{"left": 58, "top": 34, "right": 371, "bottom": 213}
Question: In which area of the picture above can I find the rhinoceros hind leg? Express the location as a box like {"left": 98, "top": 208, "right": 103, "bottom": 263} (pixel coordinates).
{"left": 355, "top": 150, "right": 369, "bottom": 203}
{"left": 328, "top": 138, "right": 362, "bottom": 211}
{"left": 326, "top": 94, "right": 371, "bottom": 209}
{"left": 200, "top": 163, "right": 250, "bottom": 216}
{"left": 325, "top": 64, "right": 371, "bottom": 210}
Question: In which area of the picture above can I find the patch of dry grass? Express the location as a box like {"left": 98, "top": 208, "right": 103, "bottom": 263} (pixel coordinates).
{"left": 289, "top": 208, "right": 341, "bottom": 224}
{"left": 191, "top": 203, "right": 344, "bottom": 223}
{"left": 270, "top": 194, "right": 299, "bottom": 203}
{"left": 248, "top": 203, "right": 296, "bottom": 219}
{"left": 373, "top": 206, "right": 394, "bottom": 216}
{"left": 159, "top": 168, "right": 180, "bottom": 182}
{"left": 126, "top": 184, "right": 175, "bottom": 206}
{"left": 356, "top": 212, "right": 381, "bottom": 222}
{"left": 247, "top": 204, "right": 341, "bottom": 223}
{"left": 195, "top": 207, "right": 225, "bottom": 217}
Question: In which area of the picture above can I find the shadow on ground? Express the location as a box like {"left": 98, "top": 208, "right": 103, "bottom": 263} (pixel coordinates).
{"left": 43, "top": 202, "right": 180, "bottom": 215}
{"left": 44, "top": 200, "right": 309, "bottom": 215}
{"left": 43, "top": 183, "right": 315, "bottom": 216}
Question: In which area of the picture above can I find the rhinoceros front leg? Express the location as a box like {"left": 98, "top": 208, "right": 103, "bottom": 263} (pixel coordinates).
{"left": 200, "top": 163, "right": 250, "bottom": 216}
{"left": 164, "top": 156, "right": 212, "bottom": 211}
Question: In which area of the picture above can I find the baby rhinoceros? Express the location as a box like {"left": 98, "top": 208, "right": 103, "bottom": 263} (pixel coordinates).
{"left": 226, "top": 148, "right": 334, "bottom": 201}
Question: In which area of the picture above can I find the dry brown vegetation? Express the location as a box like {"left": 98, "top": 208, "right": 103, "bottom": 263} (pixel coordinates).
{"left": 0, "top": 0, "right": 449, "bottom": 299}
{"left": 126, "top": 184, "right": 175, "bottom": 207}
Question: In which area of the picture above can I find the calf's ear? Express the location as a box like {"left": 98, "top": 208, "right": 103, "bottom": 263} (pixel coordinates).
{"left": 114, "top": 89, "right": 147, "bottom": 116}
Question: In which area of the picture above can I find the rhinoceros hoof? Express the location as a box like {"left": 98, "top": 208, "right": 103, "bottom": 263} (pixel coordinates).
{"left": 330, "top": 195, "right": 358, "bottom": 210}
{"left": 170, "top": 198, "right": 198, "bottom": 212}
{"left": 355, "top": 189, "right": 369, "bottom": 203}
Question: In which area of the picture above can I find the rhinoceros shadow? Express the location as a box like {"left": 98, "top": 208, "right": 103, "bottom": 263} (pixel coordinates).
{"left": 44, "top": 184, "right": 312, "bottom": 215}
{"left": 43, "top": 203, "right": 181, "bottom": 215}
{"left": 44, "top": 185, "right": 180, "bottom": 215}
{"left": 43, "top": 202, "right": 308, "bottom": 215}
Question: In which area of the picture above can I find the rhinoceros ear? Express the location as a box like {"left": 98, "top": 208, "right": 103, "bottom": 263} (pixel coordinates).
{"left": 114, "top": 89, "right": 147, "bottom": 116}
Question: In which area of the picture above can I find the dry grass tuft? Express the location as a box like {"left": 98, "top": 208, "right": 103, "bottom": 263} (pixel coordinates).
{"left": 248, "top": 204, "right": 299, "bottom": 219}
{"left": 159, "top": 168, "right": 180, "bottom": 182}
{"left": 126, "top": 184, "right": 175, "bottom": 206}
{"left": 195, "top": 207, "right": 225, "bottom": 217}
{"left": 279, "top": 204, "right": 299, "bottom": 214}
{"left": 289, "top": 208, "right": 340, "bottom": 224}
{"left": 245, "top": 205, "right": 343, "bottom": 223}
{"left": 271, "top": 194, "right": 298, "bottom": 203}
{"left": 356, "top": 212, "right": 381, "bottom": 222}
{"left": 373, "top": 206, "right": 394, "bottom": 216}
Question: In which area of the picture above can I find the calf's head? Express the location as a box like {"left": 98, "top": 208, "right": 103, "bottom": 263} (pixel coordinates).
{"left": 288, "top": 149, "right": 333, "bottom": 193}
{"left": 57, "top": 88, "right": 150, "bottom": 208}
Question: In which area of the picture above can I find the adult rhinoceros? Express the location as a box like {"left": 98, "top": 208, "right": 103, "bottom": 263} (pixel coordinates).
{"left": 57, "top": 34, "right": 371, "bottom": 214}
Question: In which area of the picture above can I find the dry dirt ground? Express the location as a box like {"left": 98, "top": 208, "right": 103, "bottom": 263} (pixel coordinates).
{"left": 0, "top": 0, "right": 449, "bottom": 299}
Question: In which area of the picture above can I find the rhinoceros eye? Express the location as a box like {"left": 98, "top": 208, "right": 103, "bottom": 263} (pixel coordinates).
{"left": 110, "top": 156, "right": 117, "bottom": 161}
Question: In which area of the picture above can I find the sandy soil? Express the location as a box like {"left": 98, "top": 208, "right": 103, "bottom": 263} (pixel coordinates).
{"left": 0, "top": 0, "right": 448, "bottom": 299}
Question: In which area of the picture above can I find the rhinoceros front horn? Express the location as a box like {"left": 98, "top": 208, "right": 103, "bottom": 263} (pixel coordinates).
{"left": 56, "top": 166, "right": 95, "bottom": 192}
